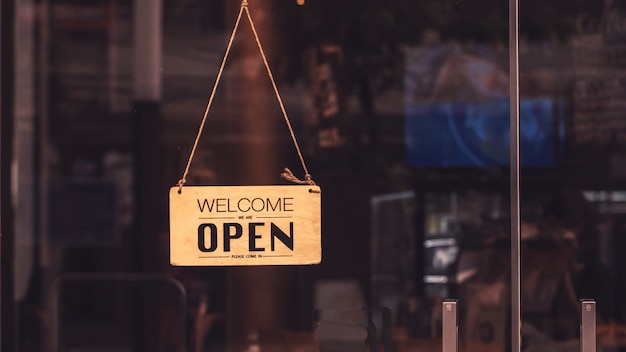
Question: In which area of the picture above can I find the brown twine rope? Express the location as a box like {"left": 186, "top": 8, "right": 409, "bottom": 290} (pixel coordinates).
{"left": 177, "top": 0, "right": 315, "bottom": 193}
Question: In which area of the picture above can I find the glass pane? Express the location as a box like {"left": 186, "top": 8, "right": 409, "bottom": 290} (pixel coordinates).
{"left": 519, "top": 1, "right": 626, "bottom": 351}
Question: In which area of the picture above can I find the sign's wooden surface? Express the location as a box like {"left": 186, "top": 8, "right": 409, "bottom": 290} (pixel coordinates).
{"left": 169, "top": 185, "right": 321, "bottom": 266}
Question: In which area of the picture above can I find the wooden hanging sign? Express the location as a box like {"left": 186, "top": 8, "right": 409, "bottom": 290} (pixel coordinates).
{"left": 170, "top": 1, "right": 322, "bottom": 266}
{"left": 169, "top": 185, "right": 321, "bottom": 266}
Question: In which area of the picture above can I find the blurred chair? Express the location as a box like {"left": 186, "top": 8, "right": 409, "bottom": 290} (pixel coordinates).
{"left": 50, "top": 272, "right": 188, "bottom": 352}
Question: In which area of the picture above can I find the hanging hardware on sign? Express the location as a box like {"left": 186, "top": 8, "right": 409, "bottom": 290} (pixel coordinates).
{"left": 170, "top": 0, "right": 322, "bottom": 267}
{"left": 176, "top": 0, "right": 317, "bottom": 195}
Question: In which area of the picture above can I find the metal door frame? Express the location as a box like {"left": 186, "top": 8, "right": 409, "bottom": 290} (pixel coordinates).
{"left": 509, "top": 0, "right": 522, "bottom": 351}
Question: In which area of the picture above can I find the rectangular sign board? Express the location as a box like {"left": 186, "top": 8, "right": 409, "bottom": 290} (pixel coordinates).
{"left": 169, "top": 185, "right": 321, "bottom": 266}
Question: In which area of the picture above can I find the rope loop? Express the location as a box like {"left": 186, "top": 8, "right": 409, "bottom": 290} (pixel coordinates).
{"left": 176, "top": 178, "right": 186, "bottom": 193}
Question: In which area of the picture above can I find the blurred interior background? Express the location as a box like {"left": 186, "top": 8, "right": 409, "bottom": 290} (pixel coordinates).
{"left": 3, "top": 0, "right": 626, "bottom": 351}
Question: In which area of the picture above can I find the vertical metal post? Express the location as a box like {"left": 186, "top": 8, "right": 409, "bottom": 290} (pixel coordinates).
{"left": 132, "top": 1, "right": 163, "bottom": 350}
{"left": 509, "top": 0, "right": 521, "bottom": 349}
{"left": 580, "top": 300, "right": 596, "bottom": 352}
{"left": 442, "top": 300, "right": 458, "bottom": 352}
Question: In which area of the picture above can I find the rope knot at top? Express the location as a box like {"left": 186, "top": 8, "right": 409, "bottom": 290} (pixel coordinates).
{"left": 281, "top": 168, "right": 316, "bottom": 186}
{"left": 241, "top": 0, "right": 248, "bottom": 6}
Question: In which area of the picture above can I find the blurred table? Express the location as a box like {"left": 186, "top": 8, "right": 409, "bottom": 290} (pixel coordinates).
{"left": 393, "top": 338, "right": 441, "bottom": 352}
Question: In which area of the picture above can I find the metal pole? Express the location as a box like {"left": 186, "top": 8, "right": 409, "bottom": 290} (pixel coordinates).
{"left": 442, "top": 300, "right": 458, "bottom": 352}
{"left": 580, "top": 300, "right": 597, "bottom": 352}
{"left": 509, "top": 0, "right": 521, "bottom": 349}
